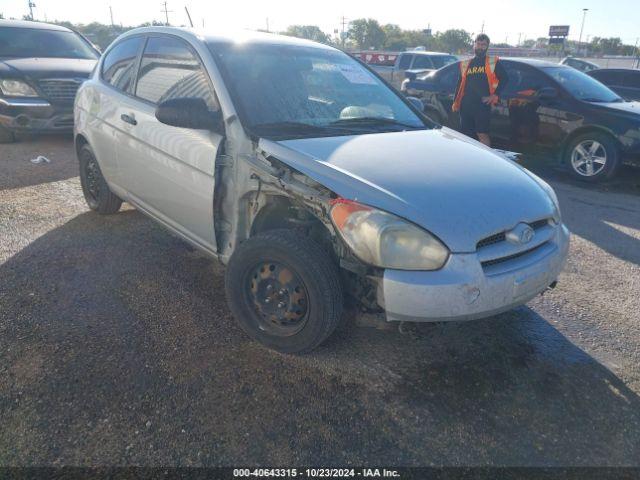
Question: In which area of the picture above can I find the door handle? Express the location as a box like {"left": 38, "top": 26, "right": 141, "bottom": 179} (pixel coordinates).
{"left": 120, "top": 113, "right": 137, "bottom": 126}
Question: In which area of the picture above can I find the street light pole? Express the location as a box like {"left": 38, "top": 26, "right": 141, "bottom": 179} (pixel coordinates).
{"left": 578, "top": 8, "right": 588, "bottom": 56}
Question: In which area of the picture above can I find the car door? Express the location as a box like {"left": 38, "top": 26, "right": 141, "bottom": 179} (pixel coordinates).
{"left": 93, "top": 35, "right": 145, "bottom": 187}
{"left": 434, "top": 63, "right": 460, "bottom": 127}
{"left": 490, "top": 63, "right": 569, "bottom": 152}
{"left": 115, "top": 34, "right": 222, "bottom": 252}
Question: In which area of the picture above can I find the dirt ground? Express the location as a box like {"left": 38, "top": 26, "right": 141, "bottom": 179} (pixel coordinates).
{"left": 1, "top": 135, "right": 640, "bottom": 466}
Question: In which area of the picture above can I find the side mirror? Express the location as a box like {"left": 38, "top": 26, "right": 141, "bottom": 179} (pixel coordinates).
{"left": 537, "top": 87, "right": 558, "bottom": 101}
{"left": 155, "top": 97, "right": 223, "bottom": 132}
{"left": 405, "top": 70, "right": 418, "bottom": 80}
{"left": 406, "top": 96, "right": 424, "bottom": 112}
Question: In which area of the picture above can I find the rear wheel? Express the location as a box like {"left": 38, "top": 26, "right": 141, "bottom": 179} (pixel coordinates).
{"left": 225, "top": 229, "right": 343, "bottom": 354}
{"left": 565, "top": 132, "right": 620, "bottom": 182}
{"left": 0, "top": 125, "right": 16, "bottom": 144}
{"left": 78, "top": 143, "right": 122, "bottom": 214}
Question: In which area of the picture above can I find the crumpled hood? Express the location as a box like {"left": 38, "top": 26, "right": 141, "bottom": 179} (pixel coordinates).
{"left": 260, "top": 127, "right": 555, "bottom": 252}
{"left": 0, "top": 57, "right": 96, "bottom": 79}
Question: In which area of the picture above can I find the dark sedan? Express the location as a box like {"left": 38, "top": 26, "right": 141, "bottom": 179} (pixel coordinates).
{"left": 0, "top": 20, "right": 99, "bottom": 143}
{"left": 404, "top": 58, "right": 640, "bottom": 182}
{"left": 587, "top": 68, "right": 640, "bottom": 102}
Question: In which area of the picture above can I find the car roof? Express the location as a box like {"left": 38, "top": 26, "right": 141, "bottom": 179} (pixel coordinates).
{"left": 118, "top": 26, "right": 336, "bottom": 51}
{"left": 590, "top": 68, "right": 640, "bottom": 73}
{"left": 0, "top": 19, "right": 72, "bottom": 32}
{"left": 403, "top": 51, "right": 455, "bottom": 56}
{"left": 500, "top": 57, "right": 565, "bottom": 68}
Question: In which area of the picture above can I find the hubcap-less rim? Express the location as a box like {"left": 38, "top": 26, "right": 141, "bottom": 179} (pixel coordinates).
{"left": 246, "top": 261, "right": 309, "bottom": 337}
{"left": 84, "top": 154, "right": 101, "bottom": 201}
{"left": 571, "top": 140, "right": 607, "bottom": 177}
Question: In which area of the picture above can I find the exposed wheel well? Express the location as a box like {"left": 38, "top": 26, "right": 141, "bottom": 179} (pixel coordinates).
{"left": 250, "top": 195, "right": 336, "bottom": 259}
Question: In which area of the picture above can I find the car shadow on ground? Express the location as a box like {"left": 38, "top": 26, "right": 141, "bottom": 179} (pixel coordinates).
{"left": 1, "top": 210, "right": 639, "bottom": 465}
{"left": 0, "top": 134, "right": 76, "bottom": 191}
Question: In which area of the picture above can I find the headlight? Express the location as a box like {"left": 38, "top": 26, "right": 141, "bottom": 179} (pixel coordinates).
{"left": 0, "top": 79, "right": 39, "bottom": 97}
{"left": 330, "top": 198, "right": 449, "bottom": 270}
{"left": 525, "top": 170, "right": 562, "bottom": 224}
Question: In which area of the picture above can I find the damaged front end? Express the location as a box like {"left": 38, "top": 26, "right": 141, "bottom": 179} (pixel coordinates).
{"left": 213, "top": 132, "right": 385, "bottom": 315}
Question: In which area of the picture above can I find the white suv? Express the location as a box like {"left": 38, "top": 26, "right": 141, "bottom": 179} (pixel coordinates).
{"left": 75, "top": 27, "right": 569, "bottom": 353}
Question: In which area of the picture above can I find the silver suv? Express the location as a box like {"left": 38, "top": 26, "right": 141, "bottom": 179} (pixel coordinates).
{"left": 74, "top": 27, "right": 569, "bottom": 353}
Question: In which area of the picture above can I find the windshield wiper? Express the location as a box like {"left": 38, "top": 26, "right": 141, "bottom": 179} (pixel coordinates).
{"left": 330, "top": 116, "right": 424, "bottom": 130}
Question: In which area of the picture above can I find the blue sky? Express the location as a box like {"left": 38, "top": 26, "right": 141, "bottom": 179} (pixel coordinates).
{"left": 1, "top": 0, "right": 638, "bottom": 45}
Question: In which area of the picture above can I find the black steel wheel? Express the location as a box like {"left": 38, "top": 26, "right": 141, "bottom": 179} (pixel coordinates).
{"left": 225, "top": 229, "right": 343, "bottom": 354}
{"left": 78, "top": 143, "right": 122, "bottom": 214}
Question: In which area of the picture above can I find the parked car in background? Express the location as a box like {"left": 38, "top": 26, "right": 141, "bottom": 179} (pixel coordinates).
{"left": 560, "top": 56, "right": 600, "bottom": 73}
{"left": 404, "top": 58, "right": 640, "bottom": 182}
{"left": 75, "top": 27, "right": 568, "bottom": 353}
{"left": 0, "top": 20, "right": 99, "bottom": 143}
{"left": 587, "top": 68, "right": 640, "bottom": 102}
{"left": 370, "top": 50, "right": 457, "bottom": 89}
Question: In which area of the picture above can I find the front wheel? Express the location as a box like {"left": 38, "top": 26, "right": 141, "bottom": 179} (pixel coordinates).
{"left": 564, "top": 132, "right": 620, "bottom": 182}
{"left": 225, "top": 229, "right": 344, "bottom": 354}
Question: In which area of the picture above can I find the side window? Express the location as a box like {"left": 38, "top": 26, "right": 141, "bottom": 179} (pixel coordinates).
{"left": 101, "top": 37, "right": 144, "bottom": 91}
{"left": 398, "top": 54, "right": 413, "bottom": 70}
{"left": 412, "top": 56, "right": 434, "bottom": 69}
{"left": 503, "top": 65, "right": 553, "bottom": 96}
{"left": 593, "top": 71, "right": 623, "bottom": 85}
{"left": 438, "top": 64, "right": 460, "bottom": 93}
{"left": 627, "top": 72, "right": 640, "bottom": 88}
{"left": 135, "top": 36, "right": 217, "bottom": 110}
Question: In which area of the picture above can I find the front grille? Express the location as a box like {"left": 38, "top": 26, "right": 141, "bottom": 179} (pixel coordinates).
{"left": 38, "top": 79, "right": 82, "bottom": 103}
{"left": 476, "top": 218, "right": 550, "bottom": 250}
{"left": 481, "top": 242, "right": 547, "bottom": 267}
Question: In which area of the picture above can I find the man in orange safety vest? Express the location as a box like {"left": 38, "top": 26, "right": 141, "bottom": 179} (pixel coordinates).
{"left": 452, "top": 34, "right": 508, "bottom": 147}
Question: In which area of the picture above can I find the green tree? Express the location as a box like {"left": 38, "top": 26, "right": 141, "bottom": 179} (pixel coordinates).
{"left": 348, "top": 18, "right": 386, "bottom": 49}
{"left": 435, "top": 29, "right": 472, "bottom": 54}
{"left": 283, "top": 25, "right": 330, "bottom": 44}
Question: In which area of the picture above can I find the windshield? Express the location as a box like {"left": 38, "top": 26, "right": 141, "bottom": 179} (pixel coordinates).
{"left": 431, "top": 55, "right": 457, "bottom": 69}
{"left": 208, "top": 42, "right": 428, "bottom": 139}
{"left": 0, "top": 27, "right": 98, "bottom": 59}
{"left": 544, "top": 66, "right": 622, "bottom": 102}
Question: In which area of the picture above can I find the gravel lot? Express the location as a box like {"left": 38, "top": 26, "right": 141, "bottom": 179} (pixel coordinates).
{"left": 1, "top": 135, "right": 640, "bottom": 467}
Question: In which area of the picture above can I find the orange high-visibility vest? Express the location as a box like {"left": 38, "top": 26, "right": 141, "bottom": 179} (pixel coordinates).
{"left": 452, "top": 55, "right": 500, "bottom": 112}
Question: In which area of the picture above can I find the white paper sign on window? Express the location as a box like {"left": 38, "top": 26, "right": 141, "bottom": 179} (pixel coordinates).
{"left": 337, "top": 64, "right": 377, "bottom": 85}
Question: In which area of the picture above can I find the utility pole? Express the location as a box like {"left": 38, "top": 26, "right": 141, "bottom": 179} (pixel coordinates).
{"left": 27, "top": 0, "right": 35, "bottom": 20}
{"left": 518, "top": 32, "right": 522, "bottom": 46}
{"left": 109, "top": 6, "right": 114, "bottom": 27}
{"left": 578, "top": 8, "right": 588, "bottom": 55}
{"left": 480, "top": 20, "right": 484, "bottom": 34}
{"left": 340, "top": 15, "right": 348, "bottom": 48}
{"left": 265, "top": 17, "right": 269, "bottom": 32}
{"left": 634, "top": 38, "right": 639, "bottom": 69}
{"left": 161, "top": 1, "right": 172, "bottom": 26}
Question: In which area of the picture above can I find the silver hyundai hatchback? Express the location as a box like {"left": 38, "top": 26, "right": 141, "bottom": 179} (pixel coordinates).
{"left": 74, "top": 27, "right": 569, "bottom": 353}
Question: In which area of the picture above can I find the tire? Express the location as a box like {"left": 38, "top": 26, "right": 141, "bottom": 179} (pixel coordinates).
{"left": 78, "top": 143, "right": 122, "bottom": 214}
{"left": 564, "top": 131, "right": 621, "bottom": 182}
{"left": 225, "top": 229, "right": 344, "bottom": 354}
{"left": 0, "top": 125, "right": 16, "bottom": 144}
